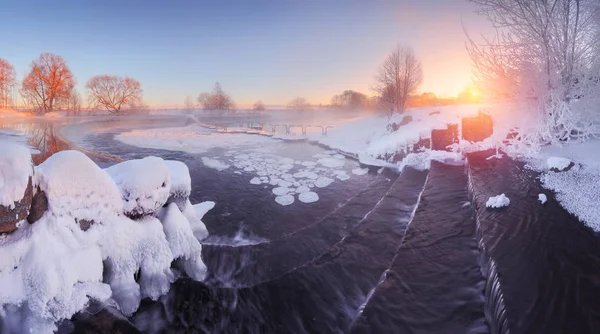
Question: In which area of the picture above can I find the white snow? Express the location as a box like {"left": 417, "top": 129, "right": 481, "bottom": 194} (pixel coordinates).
{"left": 164, "top": 160, "right": 192, "bottom": 199}
{"left": 486, "top": 194, "right": 510, "bottom": 208}
{"left": 0, "top": 141, "right": 33, "bottom": 208}
{"left": 298, "top": 192, "right": 319, "bottom": 203}
{"left": 202, "top": 157, "right": 230, "bottom": 171}
{"left": 105, "top": 156, "right": 171, "bottom": 218}
{"left": 538, "top": 193, "right": 548, "bottom": 204}
{"left": 547, "top": 157, "right": 572, "bottom": 171}
{"left": 275, "top": 194, "right": 295, "bottom": 206}
{"left": 193, "top": 201, "right": 215, "bottom": 219}
{"left": 0, "top": 151, "right": 215, "bottom": 332}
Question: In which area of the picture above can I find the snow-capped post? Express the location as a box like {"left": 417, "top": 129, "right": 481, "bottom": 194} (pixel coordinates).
{"left": 0, "top": 142, "right": 34, "bottom": 234}
{"left": 431, "top": 124, "right": 459, "bottom": 151}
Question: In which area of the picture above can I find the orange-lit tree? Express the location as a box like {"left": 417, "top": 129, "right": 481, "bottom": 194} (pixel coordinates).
{"left": 287, "top": 97, "right": 310, "bottom": 111}
{"left": 373, "top": 45, "right": 423, "bottom": 115}
{"left": 86, "top": 75, "right": 143, "bottom": 114}
{"left": 21, "top": 53, "right": 75, "bottom": 115}
{"left": 197, "top": 82, "right": 235, "bottom": 110}
{"left": 253, "top": 100, "right": 265, "bottom": 111}
{"left": 0, "top": 58, "right": 16, "bottom": 109}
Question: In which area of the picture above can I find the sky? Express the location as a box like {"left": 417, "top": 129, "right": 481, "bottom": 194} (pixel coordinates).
{"left": 0, "top": 0, "right": 493, "bottom": 108}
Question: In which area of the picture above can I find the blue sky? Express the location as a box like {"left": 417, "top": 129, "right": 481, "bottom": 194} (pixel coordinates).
{"left": 0, "top": 0, "right": 492, "bottom": 107}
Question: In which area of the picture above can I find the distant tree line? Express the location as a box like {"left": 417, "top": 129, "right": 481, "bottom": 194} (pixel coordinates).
{"left": 0, "top": 53, "right": 144, "bottom": 115}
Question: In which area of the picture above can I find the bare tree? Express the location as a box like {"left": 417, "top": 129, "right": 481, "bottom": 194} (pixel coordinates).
{"left": 0, "top": 58, "right": 16, "bottom": 109}
{"left": 466, "top": 0, "right": 600, "bottom": 142}
{"left": 331, "top": 90, "right": 368, "bottom": 110}
{"left": 197, "top": 82, "right": 235, "bottom": 110}
{"left": 86, "top": 75, "right": 143, "bottom": 114}
{"left": 21, "top": 53, "right": 75, "bottom": 115}
{"left": 253, "top": 100, "right": 266, "bottom": 111}
{"left": 287, "top": 97, "right": 311, "bottom": 111}
{"left": 372, "top": 45, "right": 423, "bottom": 115}
{"left": 65, "top": 88, "right": 82, "bottom": 116}
{"left": 184, "top": 96, "right": 195, "bottom": 110}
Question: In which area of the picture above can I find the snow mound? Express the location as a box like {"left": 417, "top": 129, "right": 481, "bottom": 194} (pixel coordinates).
{"left": 275, "top": 194, "right": 295, "bottom": 206}
{"left": 105, "top": 157, "right": 171, "bottom": 218}
{"left": 547, "top": 157, "right": 572, "bottom": 171}
{"left": 0, "top": 141, "right": 33, "bottom": 208}
{"left": 486, "top": 194, "right": 510, "bottom": 208}
{"left": 299, "top": 192, "right": 319, "bottom": 203}
{"left": 35, "top": 150, "right": 123, "bottom": 219}
{"left": 538, "top": 193, "right": 547, "bottom": 204}
{"left": 202, "top": 157, "right": 230, "bottom": 171}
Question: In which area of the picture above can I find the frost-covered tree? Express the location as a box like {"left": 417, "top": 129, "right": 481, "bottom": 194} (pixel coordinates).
{"left": 184, "top": 96, "right": 195, "bottom": 110}
{"left": 331, "top": 90, "right": 368, "bottom": 110}
{"left": 0, "top": 58, "right": 16, "bottom": 109}
{"left": 197, "top": 82, "right": 235, "bottom": 110}
{"left": 287, "top": 97, "right": 310, "bottom": 111}
{"left": 372, "top": 45, "right": 423, "bottom": 114}
{"left": 466, "top": 0, "right": 600, "bottom": 143}
{"left": 21, "top": 53, "right": 75, "bottom": 115}
{"left": 86, "top": 75, "right": 143, "bottom": 114}
{"left": 253, "top": 100, "right": 265, "bottom": 111}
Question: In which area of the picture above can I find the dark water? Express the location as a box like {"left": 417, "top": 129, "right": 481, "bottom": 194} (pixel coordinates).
{"left": 467, "top": 150, "right": 600, "bottom": 334}
{"left": 5, "top": 119, "right": 600, "bottom": 333}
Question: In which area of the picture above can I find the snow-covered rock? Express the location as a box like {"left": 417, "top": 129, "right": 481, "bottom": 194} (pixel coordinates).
{"left": 164, "top": 160, "right": 192, "bottom": 211}
{"left": 0, "top": 141, "right": 33, "bottom": 234}
{"left": 547, "top": 157, "right": 574, "bottom": 172}
{"left": 486, "top": 194, "right": 510, "bottom": 208}
{"left": 538, "top": 193, "right": 548, "bottom": 204}
{"left": 105, "top": 157, "right": 171, "bottom": 219}
{"left": 0, "top": 141, "right": 33, "bottom": 208}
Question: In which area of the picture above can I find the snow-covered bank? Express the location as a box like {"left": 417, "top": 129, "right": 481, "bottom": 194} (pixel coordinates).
{"left": 0, "top": 143, "right": 214, "bottom": 333}
{"left": 527, "top": 140, "right": 600, "bottom": 231}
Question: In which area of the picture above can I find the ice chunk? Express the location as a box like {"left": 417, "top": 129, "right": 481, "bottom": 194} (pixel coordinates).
{"left": 250, "top": 177, "right": 262, "bottom": 185}
{"left": 296, "top": 185, "right": 310, "bottom": 193}
{"left": 336, "top": 173, "right": 350, "bottom": 181}
{"left": 202, "top": 157, "right": 230, "bottom": 171}
{"left": 0, "top": 141, "right": 32, "bottom": 208}
{"left": 538, "top": 193, "right": 547, "bottom": 204}
{"left": 314, "top": 177, "right": 334, "bottom": 188}
{"left": 317, "top": 157, "right": 345, "bottom": 168}
{"left": 352, "top": 167, "right": 369, "bottom": 176}
{"left": 293, "top": 171, "right": 319, "bottom": 180}
{"left": 105, "top": 156, "right": 171, "bottom": 218}
{"left": 301, "top": 161, "right": 317, "bottom": 167}
{"left": 486, "top": 194, "right": 510, "bottom": 208}
{"left": 299, "top": 192, "right": 319, "bottom": 203}
{"left": 275, "top": 194, "right": 295, "bottom": 206}
{"left": 272, "top": 187, "right": 291, "bottom": 196}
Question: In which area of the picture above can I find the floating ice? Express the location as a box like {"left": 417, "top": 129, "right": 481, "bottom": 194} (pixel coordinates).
{"left": 538, "top": 193, "right": 548, "bottom": 204}
{"left": 317, "top": 157, "right": 345, "bottom": 168}
{"left": 299, "top": 192, "right": 319, "bottom": 203}
{"left": 250, "top": 177, "right": 262, "bottom": 185}
{"left": 202, "top": 157, "right": 230, "bottom": 171}
{"left": 275, "top": 194, "right": 295, "bottom": 206}
{"left": 296, "top": 185, "right": 310, "bottom": 193}
{"left": 352, "top": 167, "right": 369, "bottom": 176}
{"left": 486, "top": 194, "right": 510, "bottom": 208}
{"left": 314, "top": 177, "right": 334, "bottom": 188}
{"left": 272, "top": 187, "right": 291, "bottom": 196}
{"left": 336, "top": 173, "right": 350, "bottom": 181}
{"left": 294, "top": 171, "right": 319, "bottom": 180}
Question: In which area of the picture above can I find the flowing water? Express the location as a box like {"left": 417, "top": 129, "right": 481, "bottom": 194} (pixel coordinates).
{"left": 3, "top": 117, "right": 600, "bottom": 334}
